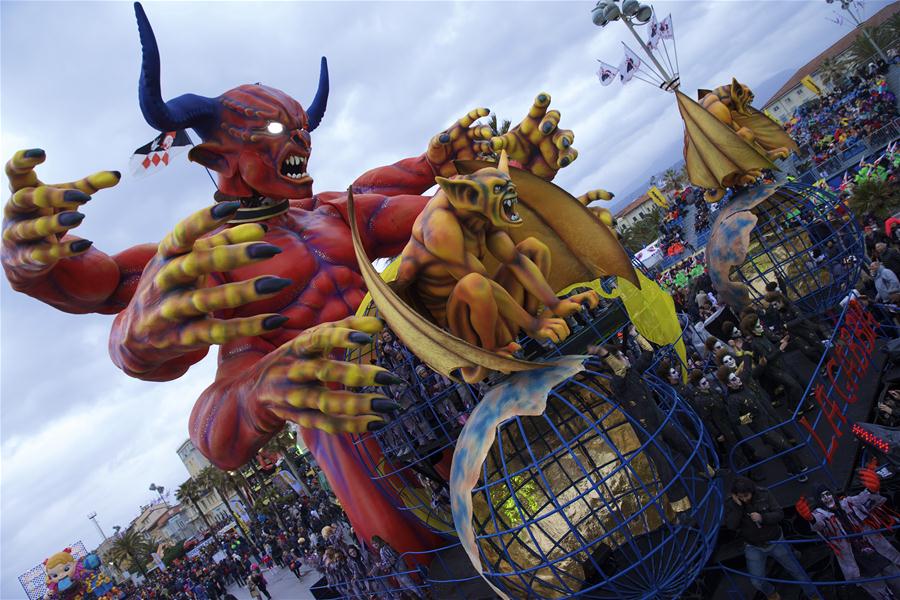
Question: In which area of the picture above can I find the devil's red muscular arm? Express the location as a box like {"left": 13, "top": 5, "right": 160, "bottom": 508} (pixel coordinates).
{"left": 6, "top": 240, "right": 157, "bottom": 314}
{"left": 351, "top": 155, "right": 437, "bottom": 197}
{"left": 190, "top": 336, "right": 445, "bottom": 558}
{"left": 319, "top": 191, "right": 429, "bottom": 258}
{"left": 2, "top": 150, "right": 156, "bottom": 315}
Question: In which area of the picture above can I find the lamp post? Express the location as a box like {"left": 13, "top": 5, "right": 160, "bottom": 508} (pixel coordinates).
{"left": 591, "top": 0, "right": 679, "bottom": 90}
{"left": 826, "top": 0, "right": 888, "bottom": 62}
{"left": 149, "top": 483, "right": 167, "bottom": 505}
{"left": 87, "top": 511, "right": 108, "bottom": 541}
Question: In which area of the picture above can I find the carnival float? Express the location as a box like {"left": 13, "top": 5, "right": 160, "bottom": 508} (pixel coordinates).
{"left": 6, "top": 1, "right": 890, "bottom": 598}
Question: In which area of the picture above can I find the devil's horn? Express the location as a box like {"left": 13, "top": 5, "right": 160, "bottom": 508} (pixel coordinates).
{"left": 135, "top": 2, "right": 219, "bottom": 138}
{"left": 306, "top": 57, "right": 329, "bottom": 132}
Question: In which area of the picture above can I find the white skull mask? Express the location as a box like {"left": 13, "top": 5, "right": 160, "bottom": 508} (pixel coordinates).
{"left": 668, "top": 367, "right": 680, "bottom": 382}
{"left": 723, "top": 355, "right": 737, "bottom": 369}
{"left": 727, "top": 372, "right": 742, "bottom": 389}
{"left": 752, "top": 321, "right": 764, "bottom": 336}
{"left": 714, "top": 340, "right": 725, "bottom": 352}
{"left": 699, "top": 378, "right": 710, "bottom": 391}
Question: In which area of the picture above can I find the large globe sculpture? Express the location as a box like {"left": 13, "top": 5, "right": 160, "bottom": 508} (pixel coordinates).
{"left": 468, "top": 362, "right": 722, "bottom": 599}
{"left": 349, "top": 295, "right": 724, "bottom": 599}
{"left": 707, "top": 182, "right": 865, "bottom": 315}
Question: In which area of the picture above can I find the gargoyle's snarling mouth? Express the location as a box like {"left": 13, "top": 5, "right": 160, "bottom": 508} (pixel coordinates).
{"left": 502, "top": 194, "right": 522, "bottom": 224}
{"left": 280, "top": 154, "right": 309, "bottom": 181}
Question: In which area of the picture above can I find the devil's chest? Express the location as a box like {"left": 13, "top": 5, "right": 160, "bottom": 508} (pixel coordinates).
{"left": 220, "top": 212, "right": 365, "bottom": 324}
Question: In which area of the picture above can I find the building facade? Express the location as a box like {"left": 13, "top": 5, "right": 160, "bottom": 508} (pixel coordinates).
{"left": 176, "top": 438, "right": 213, "bottom": 479}
{"left": 176, "top": 438, "right": 240, "bottom": 535}
{"left": 614, "top": 194, "right": 656, "bottom": 230}
{"left": 762, "top": 2, "right": 899, "bottom": 123}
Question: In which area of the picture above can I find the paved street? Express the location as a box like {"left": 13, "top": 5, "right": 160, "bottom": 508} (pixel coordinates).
{"left": 224, "top": 565, "right": 323, "bottom": 600}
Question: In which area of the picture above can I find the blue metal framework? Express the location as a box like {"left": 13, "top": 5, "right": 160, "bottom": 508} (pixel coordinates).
{"left": 730, "top": 183, "right": 864, "bottom": 315}
{"left": 346, "top": 287, "right": 723, "bottom": 598}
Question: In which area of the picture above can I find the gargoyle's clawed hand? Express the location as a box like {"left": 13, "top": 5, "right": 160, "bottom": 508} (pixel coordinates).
{"left": 2, "top": 149, "right": 119, "bottom": 278}
{"left": 549, "top": 291, "right": 601, "bottom": 319}
{"left": 426, "top": 108, "right": 494, "bottom": 177}
{"left": 489, "top": 93, "right": 578, "bottom": 180}
{"left": 115, "top": 202, "right": 289, "bottom": 370}
{"left": 253, "top": 316, "right": 402, "bottom": 434}
{"left": 527, "top": 316, "right": 570, "bottom": 344}
{"left": 529, "top": 290, "right": 600, "bottom": 343}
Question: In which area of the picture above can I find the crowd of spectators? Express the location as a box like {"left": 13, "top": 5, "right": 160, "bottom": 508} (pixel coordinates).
{"left": 657, "top": 187, "right": 701, "bottom": 258}
{"left": 119, "top": 479, "right": 426, "bottom": 600}
{"left": 785, "top": 60, "right": 898, "bottom": 167}
{"left": 658, "top": 252, "right": 707, "bottom": 294}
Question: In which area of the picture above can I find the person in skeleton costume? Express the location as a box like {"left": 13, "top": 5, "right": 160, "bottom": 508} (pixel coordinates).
{"left": 718, "top": 363, "right": 807, "bottom": 481}
{"left": 705, "top": 335, "right": 727, "bottom": 358}
{"left": 740, "top": 314, "right": 807, "bottom": 407}
{"left": 796, "top": 465, "right": 900, "bottom": 599}
{"left": 763, "top": 292, "right": 827, "bottom": 364}
{"left": 689, "top": 369, "right": 760, "bottom": 476}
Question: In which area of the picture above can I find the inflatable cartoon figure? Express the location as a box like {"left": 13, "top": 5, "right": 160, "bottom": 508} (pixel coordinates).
{"left": 43, "top": 550, "right": 117, "bottom": 600}
{"left": 2, "top": 4, "right": 585, "bottom": 556}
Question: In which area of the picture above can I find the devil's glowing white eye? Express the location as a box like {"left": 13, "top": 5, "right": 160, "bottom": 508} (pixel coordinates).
{"left": 266, "top": 122, "right": 285, "bottom": 134}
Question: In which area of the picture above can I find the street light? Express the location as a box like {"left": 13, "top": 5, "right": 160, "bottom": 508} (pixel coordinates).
{"left": 87, "top": 511, "right": 108, "bottom": 541}
{"left": 149, "top": 483, "right": 167, "bottom": 505}
{"left": 826, "top": 0, "right": 888, "bottom": 62}
{"left": 591, "top": 0, "right": 678, "bottom": 90}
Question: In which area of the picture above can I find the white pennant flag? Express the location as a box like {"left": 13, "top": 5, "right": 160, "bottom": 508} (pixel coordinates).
{"left": 619, "top": 44, "right": 642, "bottom": 83}
{"left": 647, "top": 14, "right": 661, "bottom": 50}
{"left": 659, "top": 14, "right": 674, "bottom": 39}
{"left": 596, "top": 61, "right": 619, "bottom": 86}
{"left": 129, "top": 129, "right": 192, "bottom": 178}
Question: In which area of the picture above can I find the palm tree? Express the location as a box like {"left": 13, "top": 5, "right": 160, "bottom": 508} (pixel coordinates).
{"left": 848, "top": 178, "right": 899, "bottom": 221}
{"left": 199, "top": 466, "right": 261, "bottom": 529}
{"left": 176, "top": 478, "right": 213, "bottom": 535}
{"left": 477, "top": 114, "right": 511, "bottom": 160}
{"left": 662, "top": 168, "right": 680, "bottom": 192}
{"left": 846, "top": 14, "right": 900, "bottom": 67}
{"left": 678, "top": 164, "right": 690, "bottom": 188}
{"left": 106, "top": 528, "right": 154, "bottom": 577}
{"left": 199, "top": 466, "right": 265, "bottom": 553}
{"left": 817, "top": 56, "right": 847, "bottom": 90}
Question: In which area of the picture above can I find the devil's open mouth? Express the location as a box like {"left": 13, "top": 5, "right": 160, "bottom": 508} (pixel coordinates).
{"left": 279, "top": 154, "right": 310, "bottom": 181}
{"left": 502, "top": 195, "right": 522, "bottom": 223}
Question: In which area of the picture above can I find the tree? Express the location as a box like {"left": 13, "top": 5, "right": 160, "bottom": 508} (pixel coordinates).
{"left": 662, "top": 168, "right": 681, "bottom": 192}
{"left": 848, "top": 178, "right": 899, "bottom": 221}
{"left": 261, "top": 424, "right": 310, "bottom": 495}
{"left": 817, "top": 56, "right": 848, "bottom": 89}
{"left": 678, "top": 164, "right": 690, "bottom": 188}
{"left": 618, "top": 209, "right": 662, "bottom": 254}
{"left": 477, "top": 114, "right": 511, "bottom": 160}
{"left": 105, "top": 528, "right": 154, "bottom": 577}
{"left": 161, "top": 541, "right": 186, "bottom": 566}
{"left": 846, "top": 14, "right": 900, "bottom": 66}
{"left": 199, "top": 466, "right": 264, "bottom": 530}
{"left": 176, "top": 478, "right": 214, "bottom": 535}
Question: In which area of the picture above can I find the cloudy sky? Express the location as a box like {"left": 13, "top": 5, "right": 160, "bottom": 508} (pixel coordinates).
{"left": 1, "top": 0, "right": 891, "bottom": 594}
